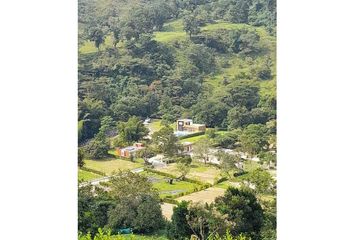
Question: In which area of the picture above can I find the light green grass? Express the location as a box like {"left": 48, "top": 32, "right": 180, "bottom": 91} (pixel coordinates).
{"left": 154, "top": 32, "right": 187, "bottom": 43}
{"left": 180, "top": 134, "right": 206, "bottom": 143}
{"left": 153, "top": 19, "right": 186, "bottom": 43}
{"left": 201, "top": 21, "right": 252, "bottom": 31}
{"left": 141, "top": 172, "right": 200, "bottom": 198}
{"left": 79, "top": 35, "right": 115, "bottom": 54}
{"left": 147, "top": 119, "right": 163, "bottom": 132}
{"left": 161, "top": 19, "right": 184, "bottom": 32}
{"left": 158, "top": 162, "right": 222, "bottom": 184}
{"left": 84, "top": 159, "right": 143, "bottom": 175}
{"left": 78, "top": 169, "right": 101, "bottom": 181}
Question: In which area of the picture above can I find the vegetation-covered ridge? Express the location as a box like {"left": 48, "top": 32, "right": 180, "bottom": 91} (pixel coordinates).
{"left": 78, "top": 0, "right": 276, "bottom": 144}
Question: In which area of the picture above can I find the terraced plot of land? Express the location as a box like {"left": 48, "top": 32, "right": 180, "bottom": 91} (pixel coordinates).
{"left": 84, "top": 159, "right": 143, "bottom": 175}
{"left": 157, "top": 162, "right": 222, "bottom": 184}
{"left": 176, "top": 187, "right": 226, "bottom": 204}
{"left": 78, "top": 169, "right": 101, "bottom": 181}
{"left": 142, "top": 172, "right": 201, "bottom": 198}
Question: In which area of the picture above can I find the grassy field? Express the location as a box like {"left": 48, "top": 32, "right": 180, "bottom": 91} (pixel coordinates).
{"left": 79, "top": 35, "right": 115, "bottom": 54}
{"left": 84, "top": 159, "right": 143, "bottom": 175}
{"left": 180, "top": 134, "right": 206, "bottom": 143}
{"left": 180, "top": 130, "right": 227, "bottom": 143}
{"left": 78, "top": 169, "right": 101, "bottom": 181}
{"left": 157, "top": 162, "right": 222, "bottom": 184}
{"left": 141, "top": 172, "right": 200, "bottom": 198}
{"left": 176, "top": 187, "right": 225, "bottom": 204}
{"left": 147, "top": 119, "right": 163, "bottom": 132}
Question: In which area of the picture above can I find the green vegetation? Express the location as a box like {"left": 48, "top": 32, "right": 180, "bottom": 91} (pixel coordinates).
{"left": 78, "top": 169, "right": 101, "bottom": 181}
{"left": 78, "top": 0, "right": 276, "bottom": 239}
{"left": 84, "top": 159, "right": 143, "bottom": 175}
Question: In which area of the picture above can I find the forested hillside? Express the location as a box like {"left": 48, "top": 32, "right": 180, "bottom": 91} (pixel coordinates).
{"left": 78, "top": 0, "right": 276, "bottom": 143}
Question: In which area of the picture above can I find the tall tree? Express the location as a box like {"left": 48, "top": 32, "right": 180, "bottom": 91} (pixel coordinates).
{"left": 183, "top": 14, "right": 201, "bottom": 38}
{"left": 215, "top": 187, "right": 264, "bottom": 238}
{"left": 117, "top": 116, "right": 148, "bottom": 144}
{"left": 78, "top": 148, "right": 85, "bottom": 168}
{"left": 216, "top": 151, "right": 243, "bottom": 177}
{"left": 108, "top": 171, "right": 164, "bottom": 234}
{"left": 193, "top": 138, "right": 212, "bottom": 164}
{"left": 243, "top": 168, "right": 275, "bottom": 195}
{"left": 167, "top": 201, "right": 193, "bottom": 240}
{"left": 89, "top": 28, "right": 105, "bottom": 50}
{"left": 186, "top": 202, "right": 227, "bottom": 240}
{"left": 152, "top": 126, "right": 181, "bottom": 157}
{"left": 240, "top": 124, "right": 269, "bottom": 156}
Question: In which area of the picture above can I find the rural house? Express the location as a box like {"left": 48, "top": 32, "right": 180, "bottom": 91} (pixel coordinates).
{"left": 176, "top": 119, "right": 206, "bottom": 132}
{"left": 116, "top": 143, "right": 144, "bottom": 158}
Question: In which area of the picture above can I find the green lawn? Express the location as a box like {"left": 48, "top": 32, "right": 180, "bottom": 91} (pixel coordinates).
{"left": 158, "top": 162, "right": 222, "bottom": 185}
{"left": 147, "top": 119, "right": 163, "bottom": 132}
{"left": 141, "top": 172, "right": 200, "bottom": 198}
{"left": 79, "top": 35, "right": 115, "bottom": 54}
{"left": 154, "top": 31, "right": 186, "bottom": 43}
{"left": 180, "top": 134, "right": 206, "bottom": 143}
{"left": 78, "top": 169, "right": 101, "bottom": 181}
{"left": 84, "top": 159, "right": 143, "bottom": 175}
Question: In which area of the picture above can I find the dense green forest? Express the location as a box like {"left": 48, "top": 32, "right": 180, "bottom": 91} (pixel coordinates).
{"left": 78, "top": 0, "right": 276, "bottom": 144}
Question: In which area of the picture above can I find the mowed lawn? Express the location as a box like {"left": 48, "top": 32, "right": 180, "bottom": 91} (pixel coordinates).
{"left": 78, "top": 169, "right": 102, "bottom": 181}
{"left": 176, "top": 187, "right": 226, "bottom": 204}
{"left": 84, "top": 159, "right": 143, "bottom": 175}
{"left": 141, "top": 172, "right": 200, "bottom": 198}
{"left": 157, "top": 162, "right": 222, "bottom": 184}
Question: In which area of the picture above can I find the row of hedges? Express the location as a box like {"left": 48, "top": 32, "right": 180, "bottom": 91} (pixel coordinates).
{"left": 81, "top": 167, "right": 106, "bottom": 176}
{"left": 178, "top": 131, "right": 205, "bottom": 140}
{"left": 161, "top": 184, "right": 211, "bottom": 202}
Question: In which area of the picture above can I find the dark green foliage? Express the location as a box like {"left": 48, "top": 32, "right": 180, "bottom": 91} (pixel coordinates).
{"left": 84, "top": 137, "right": 110, "bottom": 159}
{"left": 107, "top": 171, "right": 164, "bottom": 234}
{"left": 224, "top": 81, "right": 260, "bottom": 109}
{"left": 152, "top": 126, "right": 181, "bottom": 157}
{"left": 78, "top": 185, "right": 115, "bottom": 235}
{"left": 227, "top": 107, "right": 273, "bottom": 129}
{"left": 192, "top": 99, "right": 229, "bottom": 128}
{"left": 116, "top": 116, "right": 149, "bottom": 145}
{"left": 205, "top": 128, "right": 217, "bottom": 138}
{"left": 216, "top": 151, "right": 243, "bottom": 176}
{"left": 229, "top": 28, "right": 260, "bottom": 55}
{"left": 108, "top": 194, "right": 164, "bottom": 234}
{"left": 240, "top": 124, "right": 269, "bottom": 155}
{"left": 186, "top": 44, "right": 216, "bottom": 74}
{"left": 78, "top": 148, "right": 85, "bottom": 167}
{"left": 183, "top": 13, "right": 202, "bottom": 38}
{"left": 89, "top": 28, "right": 105, "bottom": 50}
{"left": 83, "top": 116, "right": 113, "bottom": 159}
{"left": 186, "top": 202, "right": 227, "bottom": 240}
{"left": 167, "top": 201, "right": 193, "bottom": 240}
{"left": 212, "top": 0, "right": 276, "bottom": 31}
{"left": 243, "top": 168, "right": 275, "bottom": 195}
{"left": 213, "top": 133, "right": 239, "bottom": 148}
{"left": 215, "top": 187, "right": 264, "bottom": 238}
